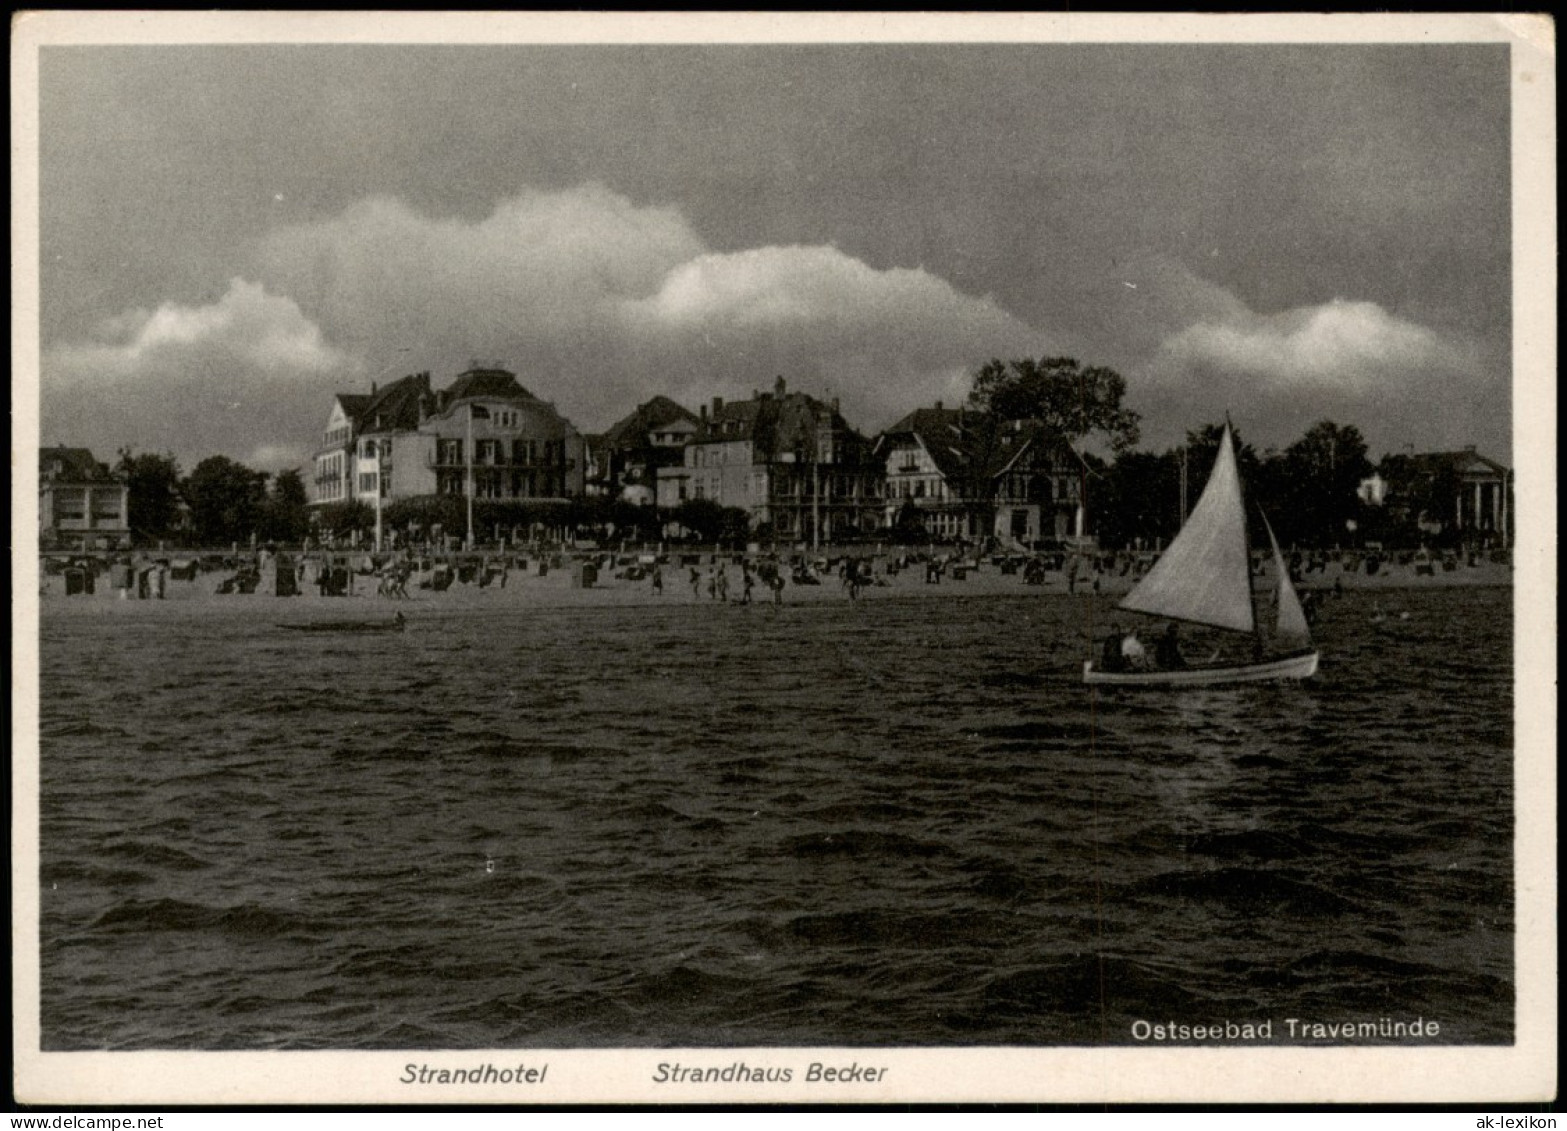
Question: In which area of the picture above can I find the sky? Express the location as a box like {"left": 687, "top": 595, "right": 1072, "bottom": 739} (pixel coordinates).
{"left": 34, "top": 39, "right": 1514, "bottom": 473}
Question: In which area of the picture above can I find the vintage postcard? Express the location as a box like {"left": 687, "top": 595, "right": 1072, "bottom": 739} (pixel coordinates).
{"left": 10, "top": 11, "right": 1556, "bottom": 1106}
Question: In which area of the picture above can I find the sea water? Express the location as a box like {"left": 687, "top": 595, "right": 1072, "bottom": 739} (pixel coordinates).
{"left": 36, "top": 588, "right": 1514, "bottom": 1048}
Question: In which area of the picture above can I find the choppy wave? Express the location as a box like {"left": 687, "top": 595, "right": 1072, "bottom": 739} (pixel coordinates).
{"left": 37, "top": 589, "right": 1513, "bottom": 1048}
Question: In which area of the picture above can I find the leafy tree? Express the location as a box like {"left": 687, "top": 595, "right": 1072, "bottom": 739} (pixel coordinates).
{"left": 967, "top": 356, "right": 1142, "bottom": 453}
{"left": 115, "top": 448, "right": 183, "bottom": 544}
{"left": 1269, "top": 421, "right": 1372, "bottom": 548}
{"left": 1377, "top": 452, "right": 1463, "bottom": 548}
{"left": 383, "top": 494, "right": 466, "bottom": 538}
{"left": 961, "top": 356, "right": 1141, "bottom": 539}
{"left": 313, "top": 499, "right": 376, "bottom": 542}
{"left": 1094, "top": 450, "right": 1179, "bottom": 550}
{"left": 888, "top": 499, "right": 929, "bottom": 544}
{"left": 183, "top": 456, "right": 268, "bottom": 547}
{"left": 668, "top": 498, "right": 745, "bottom": 544}
{"left": 259, "top": 468, "right": 310, "bottom": 545}
{"left": 718, "top": 506, "right": 752, "bottom": 547}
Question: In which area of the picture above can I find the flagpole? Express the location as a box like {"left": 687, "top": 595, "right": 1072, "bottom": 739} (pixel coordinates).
{"left": 374, "top": 454, "right": 383, "bottom": 553}
{"left": 466, "top": 404, "right": 475, "bottom": 551}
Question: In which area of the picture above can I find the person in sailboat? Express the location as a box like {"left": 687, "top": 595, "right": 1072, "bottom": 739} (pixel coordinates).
{"left": 1101, "top": 626, "right": 1126, "bottom": 673}
{"left": 1155, "top": 622, "right": 1185, "bottom": 669}
{"left": 1120, "top": 630, "right": 1149, "bottom": 671}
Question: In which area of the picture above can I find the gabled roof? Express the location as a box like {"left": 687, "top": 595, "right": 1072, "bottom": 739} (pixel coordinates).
{"left": 990, "top": 420, "right": 1077, "bottom": 478}
{"left": 877, "top": 407, "right": 1077, "bottom": 484}
{"left": 39, "top": 446, "right": 118, "bottom": 483}
{"left": 603, "top": 395, "right": 699, "bottom": 449}
{"left": 335, "top": 393, "right": 371, "bottom": 420}
{"left": 356, "top": 372, "right": 431, "bottom": 434}
{"left": 441, "top": 367, "right": 536, "bottom": 405}
{"left": 879, "top": 407, "right": 975, "bottom": 481}
{"left": 1401, "top": 449, "right": 1509, "bottom": 478}
{"left": 695, "top": 388, "right": 873, "bottom": 464}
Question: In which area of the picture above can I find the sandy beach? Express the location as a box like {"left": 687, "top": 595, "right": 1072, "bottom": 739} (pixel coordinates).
{"left": 36, "top": 549, "right": 1513, "bottom": 620}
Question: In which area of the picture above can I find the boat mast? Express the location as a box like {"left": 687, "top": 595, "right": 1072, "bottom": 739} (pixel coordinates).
{"left": 1226, "top": 415, "right": 1264, "bottom": 655}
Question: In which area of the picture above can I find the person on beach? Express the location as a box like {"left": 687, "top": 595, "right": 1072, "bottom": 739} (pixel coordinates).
{"left": 740, "top": 564, "right": 754, "bottom": 604}
{"left": 690, "top": 566, "right": 702, "bottom": 598}
{"left": 769, "top": 571, "right": 785, "bottom": 605}
{"left": 651, "top": 564, "right": 664, "bottom": 595}
{"left": 1067, "top": 555, "right": 1080, "bottom": 595}
{"left": 716, "top": 563, "right": 729, "bottom": 602}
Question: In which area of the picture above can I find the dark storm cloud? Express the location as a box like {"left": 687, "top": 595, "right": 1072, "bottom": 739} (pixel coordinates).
{"left": 38, "top": 42, "right": 1511, "bottom": 468}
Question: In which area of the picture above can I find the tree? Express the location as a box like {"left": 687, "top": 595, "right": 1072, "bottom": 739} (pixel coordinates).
{"left": 259, "top": 468, "right": 310, "bottom": 545}
{"left": 967, "top": 356, "right": 1142, "bottom": 453}
{"left": 889, "top": 499, "right": 928, "bottom": 545}
{"left": 183, "top": 456, "right": 268, "bottom": 547}
{"left": 313, "top": 499, "right": 376, "bottom": 542}
{"left": 669, "top": 498, "right": 740, "bottom": 544}
{"left": 962, "top": 356, "right": 1142, "bottom": 540}
{"left": 1094, "top": 450, "right": 1179, "bottom": 550}
{"left": 1377, "top": 452, "right": 1462, "bottom": 549}
{"left": 1270, "top": 421, "right": 1372, "bottom": 548}
{"left": 115, "top": 448, "right": 183, "bottom": 545}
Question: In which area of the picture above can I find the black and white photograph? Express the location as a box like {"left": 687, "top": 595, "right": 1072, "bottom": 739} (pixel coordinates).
{"left": 11, "top": 11, "right": 1555, "bottom": 1106}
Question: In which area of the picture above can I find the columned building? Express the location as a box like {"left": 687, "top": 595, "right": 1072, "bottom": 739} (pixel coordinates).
{"left": 1374, "top": 446, "right": 1512, "bottom": 547}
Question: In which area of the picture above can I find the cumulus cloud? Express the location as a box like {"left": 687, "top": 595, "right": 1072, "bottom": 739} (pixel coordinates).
{"left": 48, "top": 278, "right": 348, "bottom": 385}
{"left": 629, "top": 245, "right": 1024, "bottom": 342}
{"left": 1157, "top": 297, "right": 1459, "bottom": 393}
{"left": 43, "top": 183, "right": 1053, "bottom": 463}
{"left": 621, "top": 243, "right": 1038, "bottom": 426}
{"left": 42, "top": 279, "right": 356, "bottom": 469}
{"left": 253, "top": 184, "right": 708, "bottom": 358}
{"left": 250, "top": 184, "right": 1043, "bottom": 433}
{"left": 1124, "top": 268, "right": 1500, "bottom": 454}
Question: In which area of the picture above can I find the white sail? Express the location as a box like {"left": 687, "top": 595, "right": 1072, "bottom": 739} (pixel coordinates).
{"left": 1263, "top": 514, "right": 1312, "bottom": 646}
{"left": 1120, "top": 425, "right": 1255, "bottom": 634}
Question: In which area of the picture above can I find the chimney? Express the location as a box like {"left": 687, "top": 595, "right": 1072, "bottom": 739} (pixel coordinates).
{"left": 935, "top": 400, "right": 943, "bottom": 412}
{"left": 699, "top": 404, "right": 708, "bottom": 423}
{"left": 713, "top": 396, "right": 724, "bottom": 416}
{"left": 371, "top": 380, "right": 377, "bottom": 395}
{"left": 774, "top": 375, "right": 787, "bottom": 397}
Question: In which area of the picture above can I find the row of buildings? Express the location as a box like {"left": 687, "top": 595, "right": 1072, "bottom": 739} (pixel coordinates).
{"left": 37, "top": 362, "right": 1514, "bottom": 551}
{"left": 307, "top": 367, "right": 1087, "bottom": 547}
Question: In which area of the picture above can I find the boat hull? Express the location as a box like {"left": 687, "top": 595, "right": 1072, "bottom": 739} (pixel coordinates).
{"left": 1083, "top": 650, "right": 1318, "bottom": 686}
{"left": 278, "top": 620, "right": 405, "bottom": 634}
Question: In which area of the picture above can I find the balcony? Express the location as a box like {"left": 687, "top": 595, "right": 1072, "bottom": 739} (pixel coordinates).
{"left": 426, "top": 453, "right": 577, "bottom": 471}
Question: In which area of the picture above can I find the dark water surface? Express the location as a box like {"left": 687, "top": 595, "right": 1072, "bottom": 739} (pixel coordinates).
{"left": 38, "top": 589, "right": 1514, "bottom": 1048}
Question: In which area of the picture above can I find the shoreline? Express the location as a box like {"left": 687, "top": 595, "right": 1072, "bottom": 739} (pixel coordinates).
{"left": 35, "top": 555, "right": 1513, "bottom": 619}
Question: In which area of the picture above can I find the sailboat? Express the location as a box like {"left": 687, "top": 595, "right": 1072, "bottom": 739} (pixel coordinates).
{"left": 1083, "top": 423, "right": 1318, "bottom": 686}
